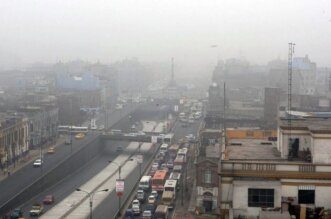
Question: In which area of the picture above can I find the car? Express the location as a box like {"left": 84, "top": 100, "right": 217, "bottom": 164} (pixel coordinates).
{"left": 151, "top": 190, "right": 158, "bottom": 199}
{"left": 124, "top": 209, "right": 134, "bottom": 219}
{"left": 75, "top": 133, "right": 85, "bottom": 139}
{"left": 116, "top": 145, "right": 123, "bottom": 152}
{"left": 166, "top": 160, "right": 174, "bottom": 169}
{"left": 136, "top": 190, "right": 146, "bottom": 202}
{"left": 47, "top": 146, "right": 55, "bottom": 154}
{"left": 43, "top": 195, "right": 55, "bottom": 204}
{"left": 98, "top": 125, "right": 105, "bottom": 131}
{"left": 132, "top": 199, "right": 140, "bottom": 207}
{"left": 90, "top": 125, "right": 97, "bottom": 130}
{"left": 132, "top": 205, "right": 140, "bottom": 216}
{"left": 142, "top": 210, "right": 153, "bottom": 219}
{"left": 29, "top": 203, "right": 43, "bottom": 216}
{"left": 145, "top": 203, "right": 156, "bottom": 214}
{"left": 64, "top": 138, "right": 72, "bottom": 145}
{"left": 33, "top": 159, "right": 43, "bottom": 167}
{"left": 181, "top": 122, "right": 188, "bottom": 127}
{"left": 10, "top": 208, "right": 23, "bottom": 219}
{"left": 186, "top": 134, "right": 196, "bottom": 143}
{"left": 147, "top": 195, "right": 156, "bottom": 205}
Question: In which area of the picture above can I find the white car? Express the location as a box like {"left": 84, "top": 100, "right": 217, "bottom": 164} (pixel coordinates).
{"left": 132, "top": 199, "right": 140, "bottom": 207}
{"left": 33, "top": 159, "right": 43, "bottom": 167}
{"left": 142, "top": 210, "right": 152, "bottom": 219}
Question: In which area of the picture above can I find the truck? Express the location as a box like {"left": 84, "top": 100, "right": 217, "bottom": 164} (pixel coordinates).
{"left": 29, "top": 203, "right": 44, "bottom": 216}
{"left": 161, "top": 191, "right": 175, "bottom": 210}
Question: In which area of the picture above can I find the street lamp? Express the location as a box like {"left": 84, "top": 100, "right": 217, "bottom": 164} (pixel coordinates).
{"left": 76, "top": 188, "right": 109, "bottom": 219}
{"left": 109, "top": 159, "right": 133, "bottom": 217}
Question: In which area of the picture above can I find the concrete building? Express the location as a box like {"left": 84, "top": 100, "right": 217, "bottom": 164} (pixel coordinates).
{"left": 195, "top": 128, "right": 222, "bottom": 215}
{"left": 219, "top": 115, "right": 331, "bottom": 219}
{"left": 0, "top": 114, "right": 29, "bottom": 170}
{"left": 18, "top": 105, "right": 58, "bottom": 149}
{"left": 293, "top": 55, "right": 317, "bottom": 95}
{"left": 264, "top": 87, "right": 284, "bottom": 129}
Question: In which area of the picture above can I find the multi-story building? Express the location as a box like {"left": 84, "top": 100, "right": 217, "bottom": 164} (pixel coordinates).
{"left": 195, "top": 128, "right": 222, "bottom": 215}
{"left": 0, "top": 114, "right": 29, "bottom": 170}
{"left": 219, "top": 114, "right": 331, "bottom": 219}
{"left": 293, "top": 55, "right": 317, "bottom": 95}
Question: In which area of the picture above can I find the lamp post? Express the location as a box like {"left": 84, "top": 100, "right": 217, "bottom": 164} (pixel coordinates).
{"left": 109, "top": 159, "right": 133, "bottom": 218}
{"left": 76, "top": 188, "right": 109, "bottom": 219}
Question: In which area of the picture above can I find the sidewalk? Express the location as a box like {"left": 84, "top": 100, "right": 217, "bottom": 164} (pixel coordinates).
{"left": 0, "top": 136, "right": 65, "bottom": 183}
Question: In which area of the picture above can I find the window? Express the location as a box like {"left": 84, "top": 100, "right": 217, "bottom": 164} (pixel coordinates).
{"left": 298, "top": 187, "right": 315, "bottom": 204}
{"left": 248, "top": 189, "right": 274, "bottom": 207}
{"left": 204, "top": 169, "right": 211, "bottom": 184}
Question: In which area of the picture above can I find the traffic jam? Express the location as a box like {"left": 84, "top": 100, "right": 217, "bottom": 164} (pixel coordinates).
{"left": 125, "top": 137, "right": 191, "bottom": 219}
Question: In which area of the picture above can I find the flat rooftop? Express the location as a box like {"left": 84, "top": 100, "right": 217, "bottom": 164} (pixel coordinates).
{"left": 226, "top": 139, "right": 281, "bottom": 160}
{"left": 279, "top": 118, "right": 331, "bottom": 133}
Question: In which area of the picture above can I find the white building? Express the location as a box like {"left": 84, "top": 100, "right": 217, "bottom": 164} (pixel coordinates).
{"left": 219, "top": 116, "right": 331, "bottom": 219}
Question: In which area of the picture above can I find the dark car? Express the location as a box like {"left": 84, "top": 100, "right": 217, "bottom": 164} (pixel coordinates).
{"left": 43, "top": 195, "right": 55, "bottom": 204}
{"left": 145, "top": 204, "right": 156, "bottom": 214}
{"left": 10, "top": 208, "right": 23, "bottom": 219}
{"left": 124, "top": 209, "right": 134, "bottom": 219}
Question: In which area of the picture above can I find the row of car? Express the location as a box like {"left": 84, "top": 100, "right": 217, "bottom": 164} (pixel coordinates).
{"left": 8, "top": 195, "right": 54, "bottom": 218}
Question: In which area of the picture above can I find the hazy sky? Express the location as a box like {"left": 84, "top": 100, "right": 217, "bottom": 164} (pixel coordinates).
{"left": 1, "top": 0, "right": 331, "bottom": 71}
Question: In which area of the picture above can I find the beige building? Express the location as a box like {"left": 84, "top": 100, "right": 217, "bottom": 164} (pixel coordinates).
{"left": 219, "top": 117, "right": 331, "bottom": 219}
{"left": 0, "top": 115, "right": 29, "bottom": 170}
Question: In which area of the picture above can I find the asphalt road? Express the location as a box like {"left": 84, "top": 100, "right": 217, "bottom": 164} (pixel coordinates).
{"left": 0, "top": 103, "right": 140, "bottom": 211}
{"left": 125, "top": 118, "right": 202, "bottom": 219}
{"left": 20, "top": 140, "right": 132, "bottom": 219}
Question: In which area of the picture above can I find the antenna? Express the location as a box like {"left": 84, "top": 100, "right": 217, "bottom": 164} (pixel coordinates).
{"left": 288, "top": 42, "right": 295, "bottom": 159}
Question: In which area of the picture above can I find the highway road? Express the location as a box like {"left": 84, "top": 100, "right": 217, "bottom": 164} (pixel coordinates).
{"left": 20, "top": 140, "right": 132, "bottom": 218}
{"left": 122, "top": 118, "right": 202, "bottom": 219}
{"left": 0, "top": 103, "right": 140, "bottom": 214}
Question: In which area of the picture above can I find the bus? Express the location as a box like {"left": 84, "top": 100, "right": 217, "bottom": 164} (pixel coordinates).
{"left": 152, "top": 170, "right": 168, "bottom": 191}
{"left": 174, "top": 155, "right": 185, "bottom": 165}
{"left": 69, "top": 126, "right": 88, "bottom": 134}
{"left": 164, "top": 179, "right": 177, "bottom": 197}
{"left": 154, "top": 205, "right": 168, "bottom": 219}
{"left": 177, "top": 148, "right": 188, "bottom": 162}
{"left": 57, "top": 126, "right": 69, "bottom": 134}
{"left": 138, "top": 175, "right": 152, "bottom": 192}
{"left": 162, "top": 191, "right": 175, "bottom": 210}
{"left": 163, "top": 133, "right": 174, "bottom": 145}
{"left": 159, "top": 144, "right": 169, "bottom": 154}
{"left": 169, "top": 172, "right": 181, "bottom": 190}
{"left": 168, "top": 144, "right": 179, "bottom": 160}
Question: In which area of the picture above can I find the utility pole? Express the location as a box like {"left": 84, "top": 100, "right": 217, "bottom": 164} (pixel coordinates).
{"left": 288, "top": 42, "right": 295, "bottom": 159}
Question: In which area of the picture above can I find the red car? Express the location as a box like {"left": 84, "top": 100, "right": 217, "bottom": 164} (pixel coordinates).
{"left": 43, "top": 195, "right": 55, "bottom": 204}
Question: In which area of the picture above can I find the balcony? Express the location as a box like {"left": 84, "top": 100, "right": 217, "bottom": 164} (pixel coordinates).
{"left": 219, "top": 160, "right": 331, "bottom": 180}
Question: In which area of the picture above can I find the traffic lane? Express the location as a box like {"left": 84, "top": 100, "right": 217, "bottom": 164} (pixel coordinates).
{"left": 20, "top": 140, "right": 132, "bottom": 218}
{"left": 84, "top": 149, "right": 156, "bottom": 219}
{"left": 0, "top": 104, "right": 140, "bottom": 208}
{"left": 0, "top": 133, "right": 99, "bottom": 207}
{"left": 172, "top": 120, "right": 201, "bottom": 142}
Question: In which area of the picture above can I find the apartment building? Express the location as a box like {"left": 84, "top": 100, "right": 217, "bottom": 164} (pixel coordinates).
{"left": 219, "top": 116, "right": 331, "bottom": 219}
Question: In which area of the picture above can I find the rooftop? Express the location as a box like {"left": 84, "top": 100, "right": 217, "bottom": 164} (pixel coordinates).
{"left": 225, "top": 139, "right": 281, "bottom": 160}
{"left": 279, "top": 117, "right": 331, "bottom": 133}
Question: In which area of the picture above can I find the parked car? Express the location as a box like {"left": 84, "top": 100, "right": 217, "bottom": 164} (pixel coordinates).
{"left": 142, "top": 210, "right": 153, "bottom": 219}
{"left": 47, "top": 146, "right": 55, "bottom": 154}
{"left": 43, "top": 195, "right": 55, "bottom": 204}
{"left": 33, "top": 159, "right": 43, "bottom": 167}
{"left": 10, "top": 208, "right": 23, "bottom": 219}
